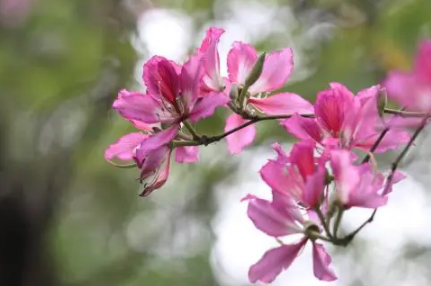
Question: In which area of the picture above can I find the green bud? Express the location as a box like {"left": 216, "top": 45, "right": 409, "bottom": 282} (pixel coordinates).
{"left": 245, "top": 52, "right": 266, "bottom": 87}
{"left": 229, "top": 84, "right": 239, "bottom": 101}
{"left": 377, "top": 88, "right": 388, "bottom": 118}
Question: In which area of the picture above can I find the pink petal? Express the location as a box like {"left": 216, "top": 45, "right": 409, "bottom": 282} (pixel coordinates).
{"left": 356, "top": 85, "right": 380, "bottom": 102}
{"left": 248, "top": 92, "right": 314, "bottom": 115}
{"left": 130, "top": 120, "right": 156, "bottom": 131}
{"left": 315, "top": 85, "right": 352, "bottom": 135}
{"left": 175, "top": 146, "right": 199, "bottom": 163}
{"left": 198, "top": 27, "right": 225, "bottom": 92}
{"left": 139, "top": 145, "right": 170, "bottom": 180}
{"left": 289, "top": 140, "right": 316, "bottom": 179}
{"left": 260, "top": 160, "right": 290, "bottom": 195}
{"left": 188, "top": 91, "right": 229, "bottom": 122}
{"left": 247, "top": 197, "right": 303, "bottom": 237}
{"left": 180, "top": 54, "right": 204, "bottom": 111}
{"left": 347, "top": 169, "right": 387, "bottom": 209}
{"left": 135, "top": 125, "right": 179, "bottom": 164}
{"left": 312, "top": 242, "right": 337, "bottom": 281}
{"left": 249, "top": 48, "right": 294, "bottom": 94}
{"left": 303, "top": 166, "right": 326, "bottom": 208}
{"left": 355, "top": 129, "right": 410, "bottom": 153}
{"left": 140, "top": 150, "right": 173, "bottom": 197}
{"left": 113, "top": 90, "right": 174, "bottom": 124}
{"left": 227, "top": 41, "right": 258, "bottom": 85}
{"left": 281, "top": 114, "right": 323, "bottom": 142}
{"left": 328, "top": 82, "right": 355, "bottom": 99}
{"left": 142, "top": 56, "right": 180, "bottom": 104}
{"left": 330, "top": 150, "right": 360, "bottom": 204}
{"left": 271, "top": 142, "right": 290, "bottom": 164}
{"left": 225, "top": 113, "right": 256, "bottom": 154}
{"left": 249, "top": 239, "right": 307, "bottom": 283}
{"left": 382, "top": 170, "right": 406, "bottom": 195}
{"left": 383, "top": 71, "right": 431, "bottom": 111}
{"left": 105, "top": 132, "right": 148, "bottom": 161}
{"left": 414, "top": 40, "right": 431, "bottom": 82}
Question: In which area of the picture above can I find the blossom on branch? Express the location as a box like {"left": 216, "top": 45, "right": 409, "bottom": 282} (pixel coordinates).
{"left": 282, "top": 83, "right": 410, "bottom": 154}
{"left": 225, "top": 42, "right": 314, "bottom": 154}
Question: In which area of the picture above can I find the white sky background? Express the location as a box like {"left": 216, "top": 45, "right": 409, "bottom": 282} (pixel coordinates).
{"left": 133, "top": 1, "right": 431, "bottom": 285}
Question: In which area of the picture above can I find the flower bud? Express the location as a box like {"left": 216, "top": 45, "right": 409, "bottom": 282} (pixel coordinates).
{"left": 377, "top": 88, "right": 388, "bottom": 118}
{"left": 229, "top": 83, "right": 239, "bottom": 101}
{"left": 245, "top": 52, "right": 266, "bottom": 87}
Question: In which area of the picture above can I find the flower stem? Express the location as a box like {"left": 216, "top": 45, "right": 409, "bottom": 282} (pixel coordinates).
{"left": 316, "top": 207, "right": 333, "bottom": 239}
{"left": 332, "top": 206, "right": 343, "bottom": 239}
{"left": 183, "top": 120, "right": 200, "bottom": 140}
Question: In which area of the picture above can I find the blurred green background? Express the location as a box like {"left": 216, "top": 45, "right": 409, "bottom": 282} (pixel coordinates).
{"left": 1, "top": 0, "right": 431, "bottom": 285}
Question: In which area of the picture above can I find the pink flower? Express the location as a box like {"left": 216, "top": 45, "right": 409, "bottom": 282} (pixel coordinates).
{"left": 330, "top": 150, "right": 404, "bottom": 209}
{"left": 245, "top": 196, "right": 337, "bottom": 283}
{"left": 282, "top": 83, "right": 410, "bottom": 154}
{"left": 225, "top": 42, "right": 314, "bottom": 153}
{"left": 113, "top": 55, "right": 229, "bottom": 127}
{"left": 384, "top": 40, "right": 431, "bottom": 112}
{"left": 260, "top": 141, "right": 327, "bottom": 208}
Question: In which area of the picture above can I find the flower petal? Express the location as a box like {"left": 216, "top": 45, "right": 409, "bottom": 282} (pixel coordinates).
{"left": 414, "top": 40, "right": 431, "bottom": 82}
{"left": 198, "top": 27, "right": 225, "bottom": 92}
{"left": 140, "top": 149, "right": 173, "bottom": 197}
{"left": 104, "top": 132, "right": 148, "bottom": 161}
{"left": 247, "top": 197, "right": 302, "bottom": 237}
{"left": 188, "top": 91, "right": 229, "bottom": 122}
{"left": 289, "top": 140, "right": 316, "bottom": 179}
{"left": 180, "top": 54, "right": 204, "bottom": 111}
{"left": 303, "top": 166, "right": 326, "bottom": 208}
{"left": 227, "top": 41, "right": 258, "bottom": 85}
{"left": 281, "top": 114, "right": 322, "bottom": 142}
{"left": 260, "top": 160, "right": 290, "bottom": 195}
{"left": 249, "top": 48, "right": 294, "bottom": 94}
{"left": 382, "top": 170, "right": 406, "bottom": 195}
{"left": 139, "top": 145, "right": 170, "bottom": 180}
{"left": 271, "top": 142, "right": 289, "bottom": 164}
{"left": 248, "top": 92, "right": 314, "bottom": 115}
{"left": 113, "top": 90, "right": 174, "bottom": 124}
{"left": 142, "top": 56, "right": 180, "bottom": 104}
{"left": 315, "top": 85, "right": 352, "bottom": 135}
{"left": 175, "top": 146, "right": 199, "bottom": 163}
{"left": 249, "top": 240, "right": 307, "bottom": 284}
{"left": 225, "top": 113, "right": 256, "bottom": 154}
{"left": 312, "top": 242, "right": 337, "bottom": 281}
{"left": 135, "top": 125, "right": 179, "bottom": 164}
{"left": 330, "top": 150, "right": 360, "bottom": 204}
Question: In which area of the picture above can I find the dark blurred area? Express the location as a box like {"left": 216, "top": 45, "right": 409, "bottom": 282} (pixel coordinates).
{"left": 0, "top": 0, "right": 430, "bottom": 285}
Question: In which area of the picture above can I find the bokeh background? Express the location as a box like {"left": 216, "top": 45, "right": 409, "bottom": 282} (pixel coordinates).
{"left": 1, "top": 0, "right": 431, "bottom": 285}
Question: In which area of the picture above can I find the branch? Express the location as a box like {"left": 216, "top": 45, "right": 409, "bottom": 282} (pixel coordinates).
{"left": 173, "top": 114, "right": 314, "bottom": 147}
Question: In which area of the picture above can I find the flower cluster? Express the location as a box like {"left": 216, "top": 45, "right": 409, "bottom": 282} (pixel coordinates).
{"left": 106, "top": 27, "right": 431, "bottom": 283}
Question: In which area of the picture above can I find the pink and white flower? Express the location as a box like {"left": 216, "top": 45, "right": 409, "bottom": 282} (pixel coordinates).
{"left": 225, "top": 42, "right": 314, "bottom": 154}
{"left": 245, "top": 195, "right": 337, "bottom": 283}
{"left": 113, "top": 55, "right": 228, "bottom": 127}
